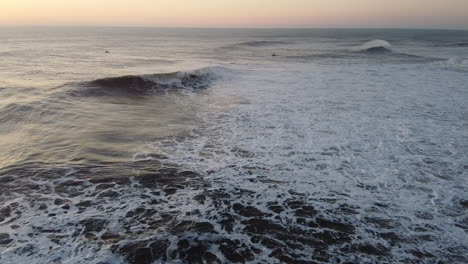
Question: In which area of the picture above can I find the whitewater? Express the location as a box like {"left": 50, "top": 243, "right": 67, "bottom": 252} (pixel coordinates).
{"left": 0, "top": 28, "right": 467, "bottom": 264}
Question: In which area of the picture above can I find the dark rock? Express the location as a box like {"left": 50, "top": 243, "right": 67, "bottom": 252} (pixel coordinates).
{"left": 0, "top": 176, "right": 14, "bottom": 182}
{"left": 138, "top": 174, "right": 159, "bottom": 188}
{"left": 193, "top": 222, "right": 216, "bottom": 233}
{"left": 380, "top": 232, "right": 401, "bottom": 245}
{"left": 97, "top": 190, "right": 119, "bottom": 198}
{"left": 0, "top": 206, "right": 12, "bottom": 222}
{"left": 173, "top": 184, "right": 185, "bottom": 190}
{"left": 79, "top": 218, "right": 107, "bottom": 233}
{"left": 101, "top": 233, "right": 121, "bottom": 240}
{"left": 460, "top": 200, "right": 468, "bottom": 209}
{"left": 26, "top": 184, "right": 40, "bottom": 190}
{"left": 14, "top": 244, "right": 36, "bottom": 256}
{"left": 125, "top": 207, "right": 157, "bottom": 219}
{"left": 288, "top": 190, "right": 306, "bottom": 197}
{"left": 415, "top": 234, "right": 436, "bottom": 242}
{"left": 173, "top": 221, "right": 216, "bottom": 234}
{"left": 158, "top": 168, "right": 179, "bottom": 176}
{"left": 269, "top": 248, "right": 284, "bottom": 258}
{"left": 251, "top": 235, "right": 281, "bottom": 249}
{"left": 374, "top": 202, "right": 389, "bottom": 208}
{"left": 274, "top": 232, "right": 327, "bottom": 250}
{"left": 184, "top": 244, "right": 208, "bottom": 263}
{"left": 55, "top": 181, "right": 87, "bottom": 197}
{"left": 34, "top": 227, "right": 61, "bottom": 233}
{"left": 313, "top": 230, "right": 351, "bottom": 244}
{"left": 0, "top": 233, "right": 13, "bottom": 245}
{"left": 364, "top": 217, "right": 398, "bottom": 229}
{"left": 315, "top": 163, "right": 328, "bottom": 170}
{"left": 207, "top": 190, "right": 231, "bottom": 200}
{"left": 231, "top": 147, "right": 255, "bottom": 158}
{"left": 163, "top": 187, "right": 177, "bottom": 195}
{"left": 279, "top": 254, "right": 318, "bottom": 264}
{"left": 58, "top": 180, "right": 85, "bottom": 186}
{"left": 133, "top": 248, "right": 153, "bottom": 264}
{"left": 295, "top": 206, "right": 317, "bottom": 218}
{"left": 178, "top": 171, "right": 201, "bottom": 178}
{"left": 268, "top": 205, "right": 284, "bottom": 214}
{"left": 285, "top": 200, "right": 305, "bottom": 209}
{"left": 203, "top": 251, "right": 221, "bottom": 264}
{"left": 313, "top": 218, "right": 355, "bottom": 234}
{"left": 95, "top": 183, "right": 115, "bottom": 190}
{"left": 177, "top": 239, "right": 190, "bottom": 249}
{"left": 54, "top": 199, "right": 66, "bottom": 205}
{"left": 416, "top": 212, "right": 434, "bottom": 220}
{"left": 76, "top": 200, "right": 93, "bottom": 207}
{"left": 173, "top": 221, "right": 193, "bottom": 233}
{"left": 409, "top": 249, "right": 435, "bottom": 258}
{"left": 337, "top": 204, "right": 360, "bottom": 215}
{"left": 218, "top": 239, "right": 254, "bottom": 263}
{"left": 194, "top": 194, "right": 206, "bottom": 204}
{"left": 233, "top": 203, "right": 265, "bottom": 217}
{"left": 219, "top": 213, "right": 236, "bottom": 232}
{"left": 242, "top": 219, "right": 288, "bottom": 235}
{"left": 149, "top": 240, "right": 168, "bottom": 261}
{"left": 114, "top": 241, "right": 159, "bottom": 264}
{"left": 348, "top": 243, "right": 389, "bottom": 256}
{"left": 48, "top": 234, "right": 67, "bottom": 244}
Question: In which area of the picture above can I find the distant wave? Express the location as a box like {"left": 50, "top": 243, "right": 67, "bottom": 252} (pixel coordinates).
{"left": 0, "top": 51, "right": 12, "bottom": 56}
{"left": 439, "top": 42, "right": 468, "bottom": 47}
{"left": 76, "top": 67, "right": 220, "bottom": 97}
{"left": 444, "top": 58, "right": 468, "bottom": 71}
{"left": 221, "top": 40, "right": 291, "bottom": 50}
{"left": 353, "top": 39, "right": 392, "bottom": 53}
{"left": 283, "top": 39, "right": 444, "bottom": 64}
{"left": 283, "top": 53, "right": 348, "bottom": 61}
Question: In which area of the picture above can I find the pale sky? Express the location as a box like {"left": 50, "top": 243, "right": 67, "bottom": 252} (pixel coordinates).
{"left": 1, "top": 0, "right": 468, "bottom": 29}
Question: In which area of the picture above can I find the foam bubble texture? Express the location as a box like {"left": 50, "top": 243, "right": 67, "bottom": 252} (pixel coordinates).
{"left": 1, "top": 63, "right": 467, "bottom": 263}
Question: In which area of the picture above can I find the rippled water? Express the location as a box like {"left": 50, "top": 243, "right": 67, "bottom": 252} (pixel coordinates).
{"left": 0, "top": 28, "right": 467, "bottom": 264}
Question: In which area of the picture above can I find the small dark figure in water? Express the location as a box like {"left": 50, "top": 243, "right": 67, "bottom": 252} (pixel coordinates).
{"left": 105, "top": 50, "right": 110, "bottom": 54}
{"left": 272, "top": 53, "right": 277, "bottom": 57}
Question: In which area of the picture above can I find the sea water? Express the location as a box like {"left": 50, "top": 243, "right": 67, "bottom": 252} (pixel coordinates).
{"left": 0, "top": 27, "right": 467, "bottom": 263}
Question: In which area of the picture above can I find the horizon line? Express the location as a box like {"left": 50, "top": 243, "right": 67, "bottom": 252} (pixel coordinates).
{"left": 1, "top": 25, "right": 468, "bottom": 31}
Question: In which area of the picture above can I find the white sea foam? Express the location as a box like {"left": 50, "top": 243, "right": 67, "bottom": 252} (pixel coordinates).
{"left": 1, "top": 29, "right": 468, "bottom": 264}
{"left": 353, "top": 39, "right": 392, "bottom": 52}
{"left": 149, "top": 62, "right": 468, "bottom": 262}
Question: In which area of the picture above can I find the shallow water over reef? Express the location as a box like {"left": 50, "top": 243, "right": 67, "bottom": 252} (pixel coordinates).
{"left": 0, "top": 28, "right": 468, "bottom": 263}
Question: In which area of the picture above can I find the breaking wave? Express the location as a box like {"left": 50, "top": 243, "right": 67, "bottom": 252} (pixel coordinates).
{"left": 444, "top": 58, "right": 468, "bottom": 71}
{"left": 353, "top": 39, "right": 392, "bottom": 53}
{"left": 76, "top": 67, "right": 220, "bottom": 97}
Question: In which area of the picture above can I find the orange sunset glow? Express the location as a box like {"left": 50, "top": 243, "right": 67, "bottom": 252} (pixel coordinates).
{"left": 1, "top": 0, "right": 468, "bottom": 28}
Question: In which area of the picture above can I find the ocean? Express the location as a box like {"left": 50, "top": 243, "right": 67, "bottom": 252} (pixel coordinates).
{"left": 0, "top": 27, "right": 467, "bottom": 264}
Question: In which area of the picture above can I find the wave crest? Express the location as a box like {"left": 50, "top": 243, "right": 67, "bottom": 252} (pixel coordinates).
{"left": 222, "top": 40, "right": 290, "bottom": 50}
{"left": 449, "top": 42, "right": 468, "bottom": 47}
{"left": 79, "top": 67, "right": 218, "bottom": 96}
{"left": 354, "top": 39, "right": 392, "bottom": 53}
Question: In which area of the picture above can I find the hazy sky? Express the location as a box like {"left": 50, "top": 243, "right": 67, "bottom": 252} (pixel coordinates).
{"left": 1, "top": 0, "right": 468, "bottom": 29}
